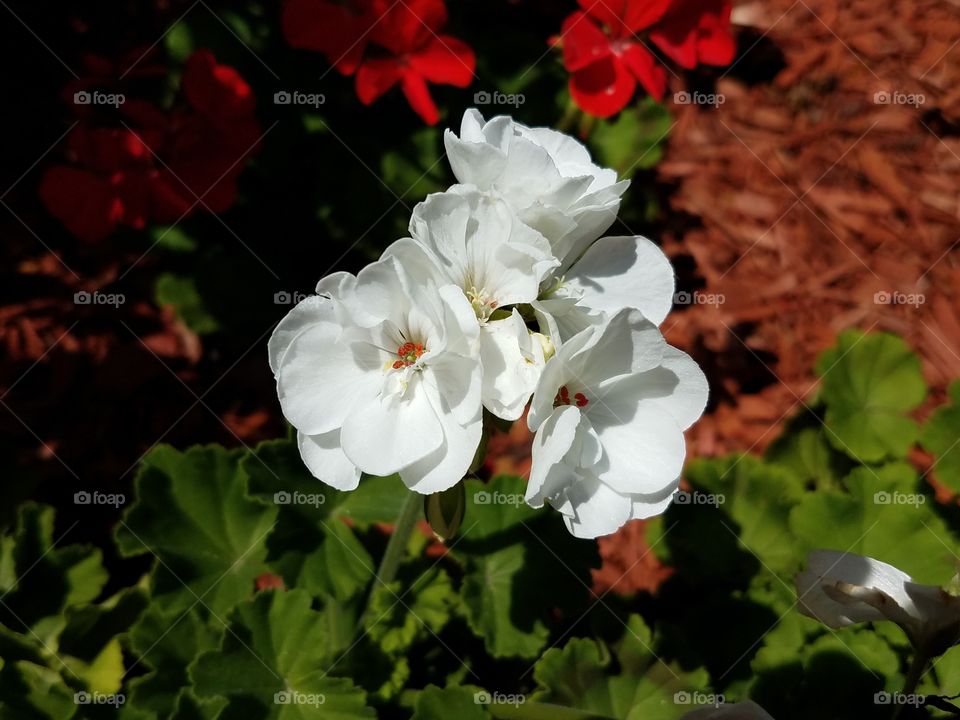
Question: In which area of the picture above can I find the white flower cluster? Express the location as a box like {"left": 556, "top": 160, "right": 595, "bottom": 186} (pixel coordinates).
{"left": 270, "top": 109, "right": 708, "bottom": 538}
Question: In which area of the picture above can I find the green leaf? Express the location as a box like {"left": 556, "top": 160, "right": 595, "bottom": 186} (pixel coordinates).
{"left": 364, "top": 567, "right": 455, "bottom": 655}
{"left": 411, "top": 685, "right": 489, "bottom": 720}
{"left": 752, "top": 628, "right": 901, "bottom": 718}
{"left": 64, "top": 637, "right": 124, "bottom": 695}
{"left": 59, "top": 587, "right": 148, "bottom": 664}
{"left": 589, "top": 98, "right": 673, "bottom": 177}
{"left": 454, "top": 476, "right": 599, "bottom": 659}
{"left": 532, "top": 617, "right": 710, "bottom": 720}
{"left": 298, "top": 520, "right": 373, "bottom": 602}
{"left": 126, "top": 605, "right": 223, "bottom": 719}
{"left": 765, "top": 421, "right": 851, "bottom": 491}
{"left": 0, "top": 504, "right": 107, "bottom": 631}
{"left": 0, "top": 661, "right": 77, "bottom": 720}
{"left": 190, "top": 589, "right": 375, "bottom": 719}
{"left": 789, "top": 463, "right": 958, "bottom": 584}
{"left": 150, "top": 226, "right": 197, "bottom": 253}
{"left": 154, "top": 274, "right": 219, "bottom": 335}
{"left": 921, "top": 380, "right": 960, "bottom": 494}
{"left": 116, "top": 445, "right": 277, "bottom": 615}
{"left": 816, "top": 330, "right": 927, "bottom": 463}
{"left": 654, "top": 455, "right": 805, "bottom": 581}
{"left": 335, "top": 475, "right": 411, "bottom": 530}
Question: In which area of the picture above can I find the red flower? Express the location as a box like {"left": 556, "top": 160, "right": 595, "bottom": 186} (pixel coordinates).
{"left": 651, "top": 0, "right": 737, "bottom": 69}
{"left": 356, "top": 0, "right": 474, "bottom": 125}
{"left": 281, "top": 0, "right": 375, "bottom": 75}
{"left": 560, "top": 0, "right": 736, "bottom": 118}
{"left": 281, "top": 0, "right": 475, "bottom": 125}
{"left": 40, "top": 50, "right": 260, "bottom": 242}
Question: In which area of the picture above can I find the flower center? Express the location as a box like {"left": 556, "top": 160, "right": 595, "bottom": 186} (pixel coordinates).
{"left": 466, "top": 285, "right": 498, "bottom": 321}
{"left": 554, "top": 385, "right": 588, "bottom": 408}
{"left": 392, "top": 341, "right": 425, "bottom": 370}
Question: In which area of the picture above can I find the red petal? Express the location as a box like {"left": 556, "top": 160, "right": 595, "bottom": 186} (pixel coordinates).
{"left": 623, "top": 0, "right": 674, "bottom": 32}
{"left": 182, "top": 49, "right": 256, "bottom": 121}
{"left": 401, "top": 72, "right": 439, "bottom": 125}
{"left": 370, "top": 0, "right": 447, "bottom": 55}
{"left": 148, "top": 172, "right": 195, "bottom": 223}
{"left": 355, "top": 58, "right": 403, "bottom": 104}
{"left": 112, "top": 171, "right": 153, "bottom": 229}
{"left": 577, "top": 0, "right": 628, "bottom": 28}
{"left": 561, "top": 12, "right": 612, "bottom": 72}
{"left": 569, "top": 55, "right": 636, "bottom": 118}
{"left": 39, "top": 166, "right": 123, "bottom": 242}
{"left": 621, "top": 43, "right": 667, "bottom": 100}
{"left": 282, "top": 0, "right": 372, "bottom": 75}
{"left": 649, "top": 0, "right": 700, "bottom": 69}
{"left": 696, "top": 0, "right": 737, "bottom": 66}
{"left": 409, "top": 36, "right": 475, "bottom": 87}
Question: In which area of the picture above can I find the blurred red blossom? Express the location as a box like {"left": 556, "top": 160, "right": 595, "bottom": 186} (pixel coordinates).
{"left": 559, "top": 0, "right": 736, "bottom": 117}
{"left": 40, "top": 49, "right": 260, "bottom": 243}
{"left": 281, "top": 0, "right": 475, "bottom": 125}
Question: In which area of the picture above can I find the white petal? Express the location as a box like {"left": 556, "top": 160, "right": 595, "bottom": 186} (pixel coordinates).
{"left": 500, "top": 136, "right": 563, "bottom": 201}
{"left": 629, "top": 477, "right": 681, "bottom": 520}
{"left": 796, "top": 551, "right": 913, "bottom": 628}
{"left": 590, "top": 404, "right": 686, "bottom": 496}
{"left": 559, "top": 476, "right": 632, "bottom": 539}
{"left": 297, "top": 430, "right": 361, "bottom": 491}
{"left": 480, "top": 311, "right": 544, "bottom": 421}
{"left": 520, "top": 126, "right": 593, "bottom": 169}
{"left": 531, "top": 296, "right": 599, "bottom": 347}
{"left": 314, "top": 270, "right": 356, "bottom": 297}
{"left": 380, "top": 237, "right": 446, "bottom": 289}
{"left": 269, "top": 295, "right": 330, "bottom": 375}
{"left": 340, "top": 373, "right": 443, "bottom": 476}
{"left": 527, "top": 326, "right": 597, "bottom": 431}
{"left": 276, "top": 320, "right": 379, "bottom": 436}
{"left": 651, "top": 346, "right": 709, "bottom": 430}
{"left": 400, "top": 406, "right": 482, "bottom": 494}
{"left": 592, "top": 346, "right": 708, "bottom": 436}
{"left": 527, "top": 404, "right": 582, "bottom": 507}
{"left": 444, "top": 111, "right": 510, "bottom": 189}
{"left": 425, "top": 350, "right": 481, "bottom": 427}
{"left": 564, "top": 235, "right": 675, "bottom": 326}
{"left": 563, "top": 309, "right": 665, "bottom": 388}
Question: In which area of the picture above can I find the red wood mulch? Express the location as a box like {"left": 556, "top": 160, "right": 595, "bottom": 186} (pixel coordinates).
{"left": 526, "top": 0, "right": 960, "bottom": 597}
{"left": 593, "top": 0, "right": 960, "bottom": 596}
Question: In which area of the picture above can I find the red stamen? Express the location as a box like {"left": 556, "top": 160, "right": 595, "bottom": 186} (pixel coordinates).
{"left": 554, "top": 385, "right": 588, "bottom": 408}
{"left": 393, "top": 340, "right": 426, "bottom": 369}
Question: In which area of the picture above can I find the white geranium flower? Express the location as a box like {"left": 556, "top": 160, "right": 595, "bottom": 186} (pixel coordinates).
{"left": 681, "top": 701, "right": 775, "bottom": 719}
{"left": 384, "top": 189, "right": 556, "bottom": 420}
{"left": 533, "top": 234, "right": 676, "bottom": 345}
{"left": 526, "top": 309, "right": 708, "bottom": 538}
{"left": 269, "top": 254, "right": 483, "bottom": 494}
{"left": 797, "top": 550, "right": 960, "bottom": 656}
{"left": 444, "top": 109, "right": 629, "bottom": 267}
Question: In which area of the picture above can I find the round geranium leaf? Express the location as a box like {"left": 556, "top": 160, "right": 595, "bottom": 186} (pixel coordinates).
{"left": 815, "top": 330, "right": 927, "bottom": 463}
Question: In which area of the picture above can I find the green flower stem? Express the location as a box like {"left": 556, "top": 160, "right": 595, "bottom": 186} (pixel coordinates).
{"left": 357, "top": 490, "right": 422, "bottom": 631}
{"left": 893, "top": 651, "right": 929, "bottom": 720}
{"left": 374, "top": 490, "right": 423, "bottom": 589}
